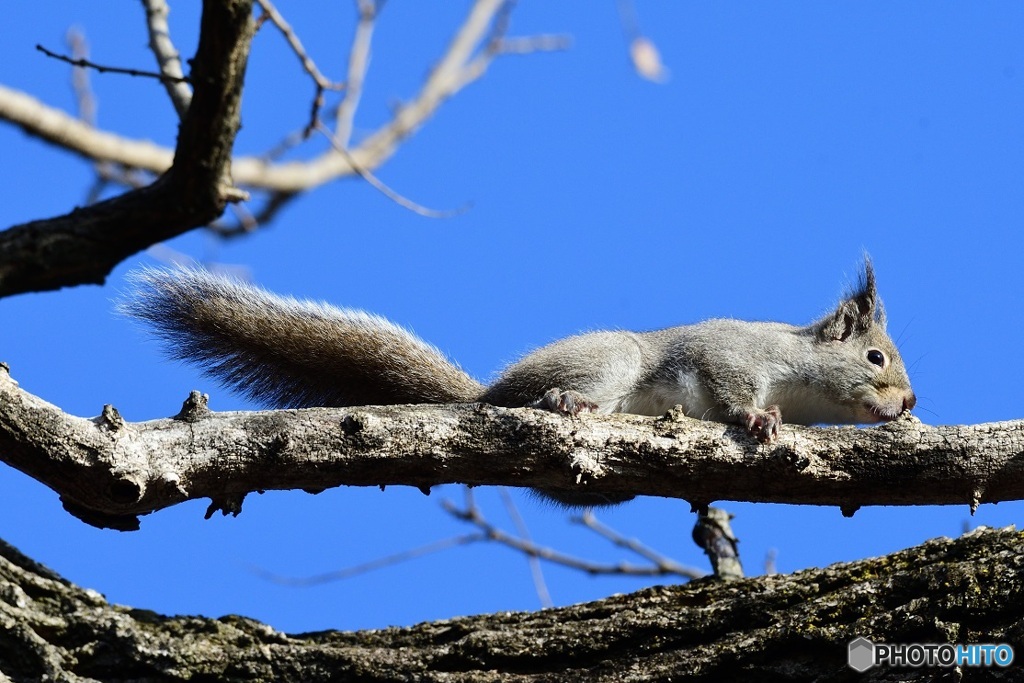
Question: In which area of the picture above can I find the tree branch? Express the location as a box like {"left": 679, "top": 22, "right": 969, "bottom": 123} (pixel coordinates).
{"left": 0, "top": 0, "right": 563, "bottom": 297}
{"left": 0, "top": 84, "right": 175, "bottom": 170}
{"left": 255, "top": 0, "right": 343, "bottom": 93}
{"left": 34, "top": 43, "right": 191, "bottom": 84}
{"left": 141, "top": 0, "right": 194, "bottom": 116}
{"left": 0, "top": 0, "right": 255, "bottom": 298}
{"left": 0, "top": 366, "right": 1020, "bottom": 531}
{"left": 441, "top": 492, "right": 700, "bottom": 579}
{"left": 1, "top": 526, "right": 1020, "bottom": 680}
{"left": 334, "top": 0, "right": 377, "bottom": 147}
{"left": 0, "top": 0, "right": 551, "bottom": 195}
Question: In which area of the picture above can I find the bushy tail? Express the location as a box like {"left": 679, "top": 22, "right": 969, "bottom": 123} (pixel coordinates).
{"left": 119, "top": 267, "right": 484, "bottom": 408}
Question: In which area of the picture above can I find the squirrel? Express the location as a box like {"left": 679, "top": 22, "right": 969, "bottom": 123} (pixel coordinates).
{"left": 121, "top": 261, "right": 915, "bottom": 506}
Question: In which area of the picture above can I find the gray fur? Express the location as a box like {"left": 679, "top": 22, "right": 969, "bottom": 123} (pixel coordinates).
{"left": 120, "top": 267, "right": 483, "bottom": 409}
{"left": 486, "top": 262, "right": 913, "bottom": 427}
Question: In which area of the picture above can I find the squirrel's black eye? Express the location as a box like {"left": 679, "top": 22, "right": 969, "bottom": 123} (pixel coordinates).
{"left": 867, "top": 349, "right": 885, "bottom": 367}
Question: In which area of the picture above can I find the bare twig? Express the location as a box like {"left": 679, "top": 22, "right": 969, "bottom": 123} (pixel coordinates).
{"left": 255, "top": 0, "right": 345, "bottom": 138}
{"left": 493, "top": 35, "right": 572, "bottom": 55}
{"left": 573, "top": 510, "right": 705, "bottom": 579}
{"left": 303, "top": 87, "right": 327, "bottom": 138}
{"left": 497, "top": 488, "right": 553, "bottom": 607}
{"left": 141, "top": 0, "right": 193, "bottom": 116}
{"left": 2, "top": 0, "right": 546, "bottom": 195}
{"left": 250, "top": 533, "right": 486, "bottom": 586}
{"left": 66, "top": 30, "right": 142, "bottom": 204}
{"left": 255, "top": 0, "right": 344, "bottom": 92}
{"left": 85, "top": 165, "right": 152, "bottom": 204}
{"left": 206, "top": 191, "right": 297, "bottom": 238}
{"left": 205, "top": 190, "right": 295, "bottom": 238}
{"left": 35, "top": 44, "right": 191, "bottom": 84}
{"left": 66, "top": 30, "right": 97, "bottom": 127}
{"left": 260, "top": 127, "right": 310, "bottom": 163}
{"left": 315, "top": 121, "right": 469, "bottom": 218}
{"left": 0, "top": 0, "right": 255, "bottom": 298}
{"left": 243, "top": 487, "right": 675, "bottom": 592}
{"left": 335, "top": 0, "right": 378, "bottom": 147}
{"left": 443, "top": 495, "right": 697, "bottom": 578}
{"left": 0, "top": 84, "right": 176, "bottom": 170}
{"left": 458, "top": 0, "right": 569, "bottom": 89}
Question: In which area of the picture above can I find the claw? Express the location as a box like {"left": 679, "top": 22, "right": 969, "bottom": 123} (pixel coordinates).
{"left": 743, "top": 405, "right": 782, "bottom": 443}
{"left": 538, "top": 388, "right": 599, "bottom": 415}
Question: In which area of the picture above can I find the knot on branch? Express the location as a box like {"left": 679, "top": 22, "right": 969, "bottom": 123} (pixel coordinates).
{"left": 98, "top": 404, "right": 127, "bottom": 432}
{"left": 340, "top": 414, "right": 364, "bottom": 436}
{"left": 205, "top": 493, "right": 247, "bottom": 519}
{"left": 108, "top": 474, "right": 145, "bottom": 505}
{"left": 770, "top": 443, "right": 810, "bottom": 472}
{"left": 158, "top": 471, "right": 189, "bottom": 499}
{"left": 174, "top": 390, "right": 210, "bottom": 422}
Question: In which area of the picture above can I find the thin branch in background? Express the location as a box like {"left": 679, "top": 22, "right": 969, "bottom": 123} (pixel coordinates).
{"left": 254, "top": 0, "right": 346, "bottom": 135}
{"left": 315, "top": 121, "right": 470, "bottom": 219}
{"left": 252, "top": 0, "right": 344, "bottom": 138}
{"left": 493, "top": 35, "right": 572, "bottom": 55}
{"left": 35, "top": 44, "right": 191, "bottom": 84}
{"left": 0, "top": 0, "right": 546, "bottom": 197}
{"left": 250, "top": 533, "right": 486, "bottom": 587}
{"left": 459, "top": 1, "right": 571, "bottom": 91}
{"left": 223, "top": 201, "right": 259, "bottom": 235}
{"left": 335, "top": 0, "right": 378, "bottom": 147}
{"left": 85, "top": 165, "right": 153, "bottom": 204}
{"left": 260, "top": 127, "right": 311, "bottom": 163}
{"left": 484, "top": 0, "right": 516, "bottom": 53}
{"left": 207, "top": 191, "right": 297, "bottom": 239}
{"left": 498, "top": 487, "right": 553, "bottom": 607}
{"left": 246, "top": 489, "right": 694, "bottom": 591}
{"left": 572, "top": 510, "right": 705, "bottom": 580}
{"left": 303, "top": 86, "right": 327, "bottom": 138}
{"left": 443, "top": 495, "right": 698, "bottom": 578}
{"left": 65, "top": 29, "right": 97, "bottom": 126}
{"left": 83, "top": 177, "right": 111, "bottom": 206}
{"left": 255, "top": 0, "right": 345, "bottom": 93}
{"left": 66, "top": 29, "right": 128, "bottom": 205}
{"left": 480, "top": 1, "right": 572, "bottom": 56}
{"left": 141, "top": 0, "right": 193, "bottom": 116}
{"left": 615, "top": 0, "right": 670, "bottom": 83}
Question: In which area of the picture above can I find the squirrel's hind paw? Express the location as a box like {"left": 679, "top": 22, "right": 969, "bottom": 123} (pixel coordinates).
{"left": 536, "top": 388, "right": 599, "bottom": 415}
{"left": 744, "top": 405, "right": 782, "bottom": 443}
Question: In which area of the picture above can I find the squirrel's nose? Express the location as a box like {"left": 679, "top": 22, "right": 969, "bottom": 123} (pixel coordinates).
{"left": 903, "top": 393, "right": 917, "bottom": 412}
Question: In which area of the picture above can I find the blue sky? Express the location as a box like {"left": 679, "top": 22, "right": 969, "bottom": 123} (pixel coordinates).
{"left": 2, "top": 3, "right": 1023, "bottom": 633}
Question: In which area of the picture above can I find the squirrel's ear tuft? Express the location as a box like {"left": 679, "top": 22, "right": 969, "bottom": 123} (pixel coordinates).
{"left": 851, "top": 259, "right": 878, "bottom": 321}
{"left": 814, "top": 259, "right": 881, "bottom": 342}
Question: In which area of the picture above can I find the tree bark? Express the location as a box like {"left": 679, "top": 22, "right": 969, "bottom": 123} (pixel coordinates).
{"left": 0, "top": 526, "right": 1020, "bottom": 682}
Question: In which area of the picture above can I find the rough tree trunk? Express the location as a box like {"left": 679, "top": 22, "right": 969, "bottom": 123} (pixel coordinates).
{"left": 1, "top": 527, "right": 1020, "bottom": 682}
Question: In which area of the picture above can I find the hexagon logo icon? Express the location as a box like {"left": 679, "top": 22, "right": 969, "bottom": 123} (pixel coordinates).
{"left": 848, "top": 637, "right": 875, "bottom": 672}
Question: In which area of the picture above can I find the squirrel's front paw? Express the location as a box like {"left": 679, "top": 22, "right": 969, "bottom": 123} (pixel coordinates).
{"left": 537, "top": 388, "right": 599, "bottom": 415}
{"left": 744, "top": 405, "right": 782, "bottom": 443}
